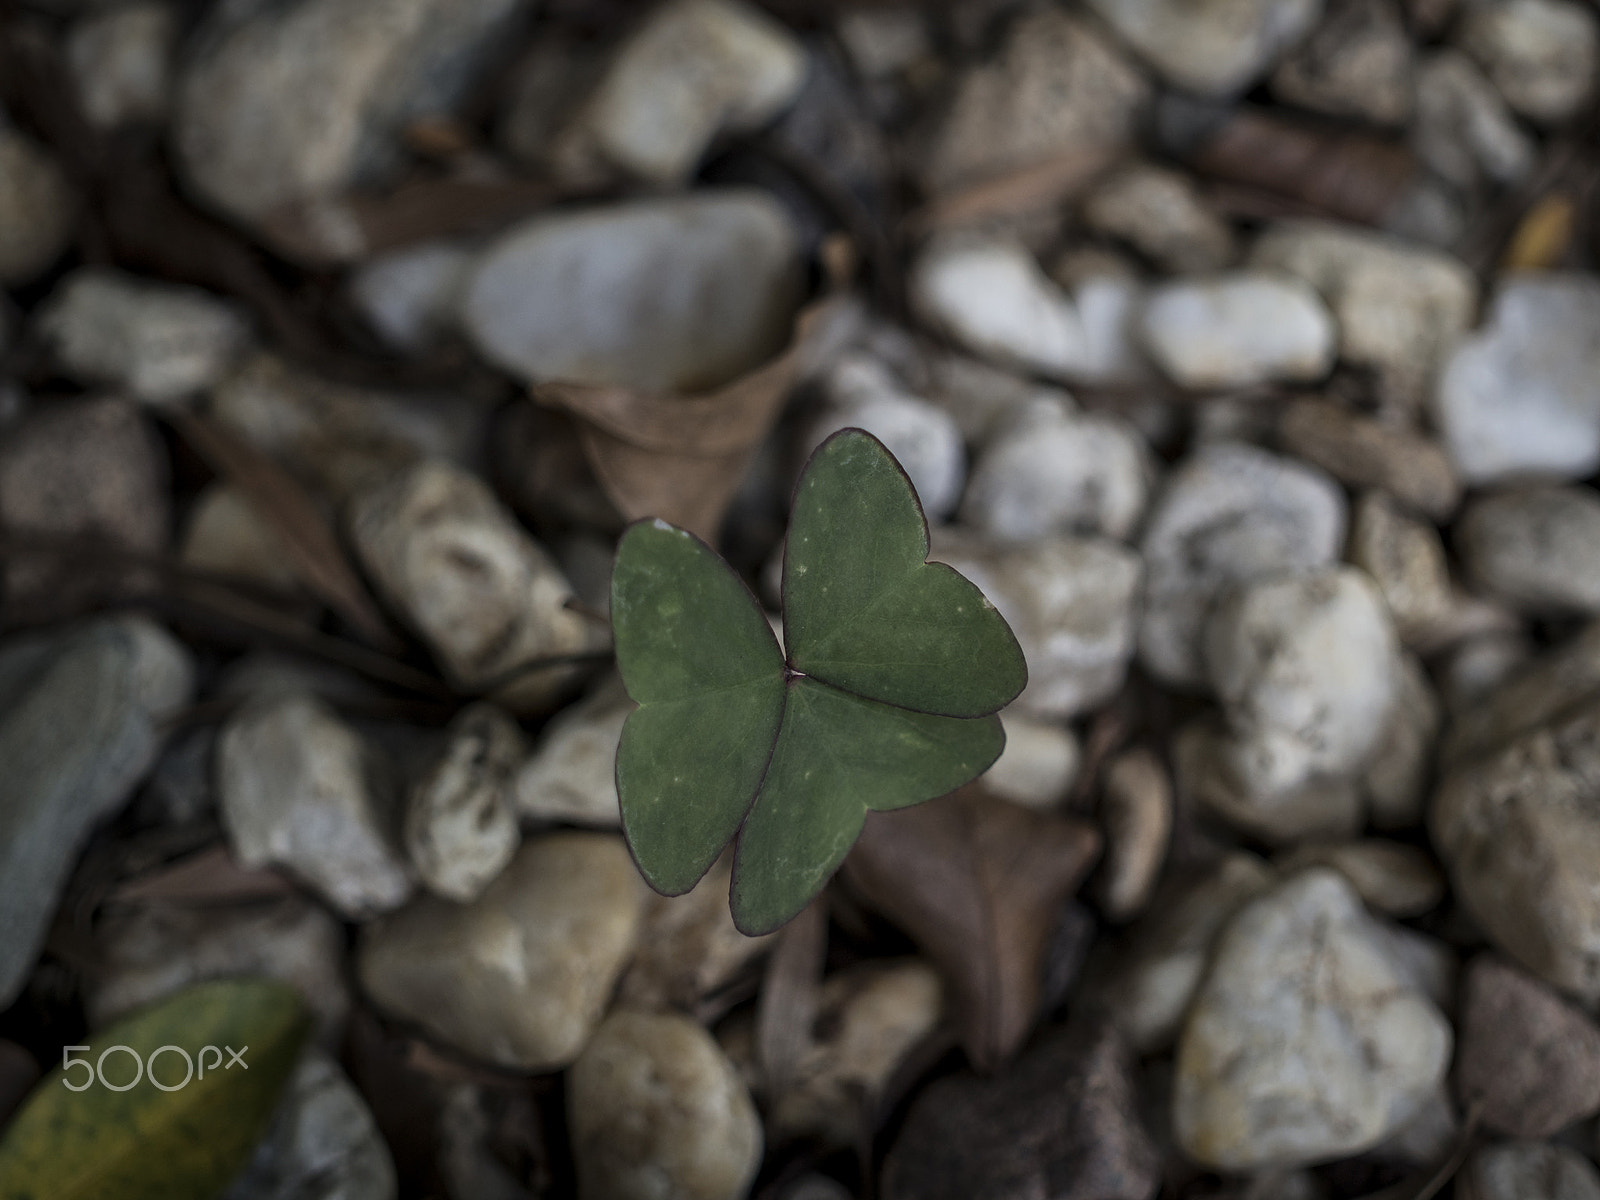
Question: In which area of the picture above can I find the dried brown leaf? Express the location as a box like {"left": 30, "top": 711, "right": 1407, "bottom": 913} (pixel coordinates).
{"left": 841, "top": 785, "right": 1101, "bottom": 1071}
{"left": 756, "top": 899, "right": 827, "bottom": 1099}
{"left": 109, "top": 845, "right": 297, "bottom": 905}
{"left": 906, "top": 146, "right": 1120, "bottom": 235}
{"left": 1501, "top": 193, "right": 1577, "bottom": 271}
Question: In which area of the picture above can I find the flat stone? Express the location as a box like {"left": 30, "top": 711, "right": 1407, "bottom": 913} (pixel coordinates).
{"left": 1178, "top": 718, "right": 1365, "bottom": 844}
{"left": 461, "top": 191, "right": 802, "bottom": 394}
{"left": 1174, "top": 869, "right": 1452, "bottom": 1170}
{"left": 1458, "top": 485, "right": 1600, "bottom": 614}
{"left": 0, "top": 618, "right": 194, "bottom": 1008}
{"left": 982, "top": 710, "right": 1080, "bottom": 811}
{"left": 1271, "top": 0, "right": 1414, "bottom": 123}
{"left": 1277, "top": 399, "right": 1460, "bottom": 518}
{"left": 1348, "top": 491, "right": 1457, "bottom": 646}
{"left": 1139, "top": 272, "right": 1337, "bottom": 390}
{"left": 960, "top": 396, "right": 1154, "bottom": 543}
{"left": 1139, "top": 441, "right": 1346, "bottom": 689}
{"left": 1457, "top": 0, "right": 1598, "bottom": 123}
{"left": 347, "top": 242, "right": 473, "bottom": 355}
{"left": 931, "top": 529, "right": 1142, "bottom": 720}
{"left": 38, "top": 268, "right": 251, "bottom": 405}
{"left": 1084, "top": 0, "right": 1322, "bottom": 96}
{"left": 0, "top": 118, "right": 75, "bottom": 286}
{"left": 569, "top": 1009, "right": 762, "bottom": 1200}
{"left": 359, "top": 832, "right": 644, "bottom": 1071}
{"left": 218, "top": 693, "right": 412, "bottom": 919}
{"left": 1440, "top": 621, "right": 1600, "bottom": 767}
{"left": 1460, "top": 1142, "right": 1600, "bottom": 1200}
{"left": 1277, "top": 840, "right": 1445, "bottom": 917}
{"left": 347, "top": 459, "right": 602, "bottom": 710}
{"left": 1081, "top": 163, "right": 1238, "bottom": 275}
{"left": 511, "top": 674, "right": 632, "bottom": 827}
{"left": 67, "top": 2, "right": 175, "bottom": 130}
{"left": 404, "top": 703, "right": 524, "bottom": 903}
{"left": 1414, "top": 50, "right": 1537, "bottom": 190}
{"left": 1096, "top": 748, "right": 1173, "bottom": 922}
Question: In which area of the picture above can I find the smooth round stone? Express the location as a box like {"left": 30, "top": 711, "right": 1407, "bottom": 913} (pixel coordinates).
{"left": 1139, "top": 272, "right": 1337, "bottom": 389}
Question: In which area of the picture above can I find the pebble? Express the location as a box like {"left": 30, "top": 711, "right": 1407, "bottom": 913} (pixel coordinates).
{"left": 512, "top": 674, "right": 632, "bottom": 827}
{"left": 1456, "top": 0, "right": 1599, "bottom": 123}
{"left": 982, "top": 710, "right": 1081, "bottom": 810}
{"left": 1174, "top": 869, "right": 1453, "bottom": 1170}
{"left": 348, "top": 242, "right": 473, "bottom": 355}
{"left": 1455, "top": 955, "right": 1600, "bottom": 1138}
{"left": 1095, "top": 749, "right": 1173, "bottom": 923}
{"left": 347, "top": 459, "right": 602, "bottom": 710}
{"left": 808, "top": 354, "right": 966, "bottom": 522}
{"left": 913, "top": 8, "right": 1148, "bottom": 194}
{"left": 568, "top": 1009, "right": 762, "bottom": 1200}
{"left": 67, "top": 2, "right": 175, "bottom": 130}
{"left": 1270, "top": 0, "right": 1413, "bottom": 123}
{"left": 1413, "top": 51, "right": 1537, "bottom": 191}
{"left": 223, "top": 1050, "right": 396, "bottom": 1200}
{"left": 1460, "top": 1142, "right": 1600, "bottom": 1200}
{"left": 1178, "top": 720, "right": 1365, "bottom": 843}
{"left": 1083, "top": 0, "right": 1323, "bottom": 96}
{"left": 552, "top": 0, "right": 805, "bottom": 187}
{"left": 1276, "top": 840, "right": 1445, "bottom": 918}
{"left": 37, "top": 269, "right": 251, "bottom": 405}
{"left": 1435, "top": 275, "right": 1600, "bottom": 484}
{"left": 1139, "top": 272, "right": 1337, "bottom": 389}
{"left": 959, "top": 396, "right": 1154, "bottom": 543}
{"left": 179, "top": 484, "right": 300, "bottom": 595}
{"left": 1361, "top": 653, "right": 1443, "bottom": 829}
{"left": 1138, "top": 441, "right": 1346, "bottom": 689}
{"left": 923, "top": 352, "right": 1056, "bottom": 444}
{"left": 86, "top": 895, "right": 350, "bottom": 1042}
{"left": 0, "top": 617, "right": 194, "bottom": 1009}
{"left": 0, "top": 118, "right": 75, "bottom": 286}
{"left": 1441, "top": 628, "right": 1536, "bottom": 716}
{"left": 1348, "top": 491, "right": 1457, "bottom": 646}
{"left": 404, "top": 703, "right": 524, "bottom": 903}
{"left": 461, "top": 192, "right": 802, "bottom": 394}
{"left": 360, "top": 833, "right": 643, "bottom": 1070}
{"left": 882, "top": 1018, "right": 1159, "bottom": 1200}
{"left": 1251, "top": 221, "right": 1477, "bottom": 412}
{"left": 173, "top": 0, "right": 524, "bottom": 225}
{"left": 1277, "top": 399, "right": 1461, "bottom": 519}
{"left": 930, "top": 529, "right": 1143, "bottom": 720}
{"left": 1081, "top": 163, "right": 1238, "bottom": 275}
{"left": 1458, "top": 486, "right": 1600, "bottom": 614}
{"left": 1441, "top": 620, "right": 1600, "bottom": 764}
{"left": 1433, "top": 693, "right": 1600, "bottom": 1001}
{"left": 217, "top": 693, "right": 412, "bottom": 919}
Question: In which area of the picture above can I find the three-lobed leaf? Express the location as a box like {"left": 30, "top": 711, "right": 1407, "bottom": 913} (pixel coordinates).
{"left": 613, "top": 429, "right": 1028, "bottom": 934}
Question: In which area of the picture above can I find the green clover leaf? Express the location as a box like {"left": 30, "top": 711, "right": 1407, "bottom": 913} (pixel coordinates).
{"left": 613, "top": 429, "right": 1028, "bottom": 934}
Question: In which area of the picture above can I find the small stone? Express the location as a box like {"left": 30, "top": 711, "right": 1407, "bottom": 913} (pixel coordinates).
{"left": 1098, "top": 853, "right": 1276, "bottom": 1053}
{"left": 1455, "top": 955, "right": 1600, "bottom": 1138}
{"left": 1441, "top": 628, "right": 1536, "bottom": 716}
{"left": 1084, "top": 0, "right": 1322, "bottom": 96}
{"left": 0, "top": 617, "right": 194, "bottom": 1008}
{"left": 1433, "top": 693, "right": 1600, "bottom": 1001}
{"left": 86, "top": 895, "right": 349, "bottom": 1042}
{"left": 923, "top": 352, "right": 1056, "bottom": 444}
{"left": 1178, "top": 719, "right": 1365, "bottom": 843}
{"left": 982, "top": 710, "right": 1080, "bottom": 811}
{"left": 1251, "top": 221, "right": 1477, "bottom": 412}
{"left": 347, "top": 459, "right": 602, "bottom": 710}
{"left": 768, "top": 960, "right": 943, "bottom": 1146}
{"left": 1413, "top": 51, "right": 1537, "bottom": 190}
{"left": 404, "top": 704, "right": 524, "bottom": 903}
{"left": 0, "top": 118, "right": 75, "bottom": 286}
{"left": 360, "top": 833, "right": 644, "bottom": 1071}
{"left": 512, "top": 674, "right": 633, "bottom": 827}
{"left": 1082, "top": 163, "right": 1238, "bottom": 275}
{"left": 837, "top": 9, "right": 928, "bottom": 80}
{"left": 882, "top": 1018, "right": 1159, "bottom": 1200}
{"left": 67, "top": 2, "right": 175, "bottom": 130}
{"left": 1458, "top": 486, "right": 1600, "bottom": 614}
{"left": 1270, "top": 0, "right": 1413, "bottom": 123}
{"left": 1278, "top": 400, "right": 1460, "bottom": 519}
{"left": 173, "top": 0, "right": 524, "bottom": 225}
{"left": 1050, "top": 259, "right": 1161, "bottom": 386}
{"left": 1096, "top": 748, "right": 1172, "bottom": 922}
{"left": 38, "top": 269, "right": 251, "bottom": 405}
{"left": 218, "top": 693, "right": 412, "bottom": 919}
{"left": 1460, "top": 1142, "right": 1600, "bottom": 1200}
{"left": 1348, "top": 491, "right": 1457, "bottom": 645}
{"left": 914, "top": 8, "right": 1148, "bottom": 194}
{"left": 179, "top": 484, "right": 300, "bottom": 595}
{"left": 1139, "top": 272, "right": 1337, "bottom": 390}
{"left": 931, "top": 529, "right": 1142, "bottom": 720}
{"left": 1442, "top": 621, "right": 1600, "bottom": 764}
{"left": 136, "top": 726, "right": 216, "bottom": 826}
{"left": 960, "top": 396, "right": 1154, "bottom": 543}
{"left": 808, "top": 354, "right": 966, "bottom": 522}
{"left": 461, "top": 192, "right": 802, "bottom": 394}
{"left": 1174, "top": 869, "right": 1453, "bottom": 1170}
{"left": 1362, "top": 653, "right": 1443, "bottom": 829}
{"left": 552, "top": 0, "right": 805, "bottom": 187}
{"left": 1277, "top": 840, "right": 1445, "bottom": 917}
{"left": 223, "top": 1050, "right": 396, "bottom": 1200}
{"left": 1457, "top": 0, "right": 1598, "bottom": 123}
{"left": 0, "top": 396, "right": 170, "bottom": 604}
{"left": 1435, "top": 274, "right": 1600, "bottom": 484}
{"left": 348, "top": 242, "right": 472, "bottom": 355}
{"left": 1139, "top": 441, "right": 1347, "bottom": 689}
{"left": 569, "top": 1009, "right": 762, "bottom": 1200}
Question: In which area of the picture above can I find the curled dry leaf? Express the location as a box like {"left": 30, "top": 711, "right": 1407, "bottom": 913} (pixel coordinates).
{"left": 109, "top": 844, "right": 298, "bottom": 906}
{"left": 756, "top": 899, "right": 827, "bottom": 1098}
{"left": 841, "top": 784, "right": 1101, "bottom": 1071}
{"left": 904, "top": 145, "right": 1120, "bottom": 235}
{"left": 535, "top": 298, "right": 851, "bottom": 543}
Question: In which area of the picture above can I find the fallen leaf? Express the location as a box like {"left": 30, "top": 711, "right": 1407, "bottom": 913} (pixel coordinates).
{"left": 536, "top": 297, "right": 853, "bottom": 543}
{"left": 0, "top": 978, "right": 309, "bottom": 1200}
{"left": 109, "top": 844, "right": 298, "bottom": 905}
{"left": 1501, "top": 193, "right": 1577, "bottom": 271}
{"left": 905, "top": 145, "right": 1120, "bottom": 235}
{"left": 841, "top": 785, "right": 1101, "bottom": 1070}
{"left": 166, "top": 409, "right": 400, "bottom": 651}
{"left": 756, "top": 899, "right": 827, "bottom": 1098}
